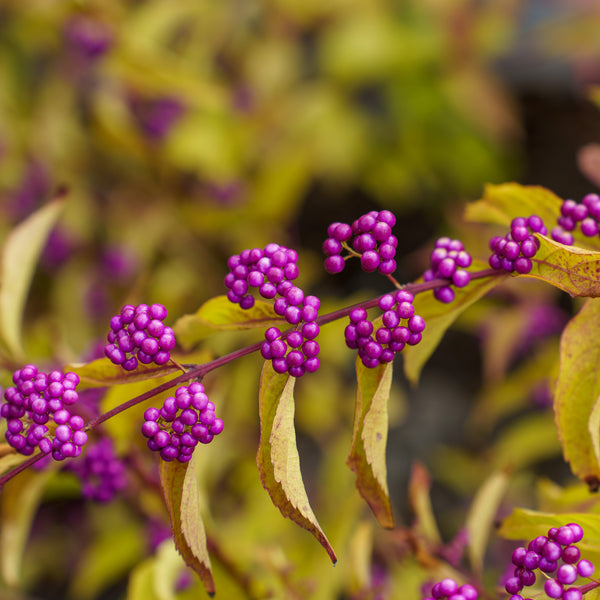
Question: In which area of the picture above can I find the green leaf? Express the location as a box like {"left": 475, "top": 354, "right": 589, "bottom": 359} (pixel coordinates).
{"left": 0, "top": 199, "right": 65, "bottom": 360}
{"left": 464, "top": 470, "right": 509, "bottom": 575}
{"left": 555, "top": 298, "right": 600, "bottom": 488}
{"left": 347, "top": 359, "right": 394, "bottom": 528}
{"left": 464, "top": 182, "right": 563, "bottom": 227}
{"left": 256, "top": 361, "right": 336, "bottom": 563}
{"left": 66, "top": 357, "right": 180, "bottom": 387}
{"left": 403, "top": 268, "right": 504, "bottom": 384}
{"left": 173, "top": 296, "right": 283, "bottom": 349}
{"left": 159, "top": 451, "right": 215, "bottom": 595}
{"left": 1, "top": 467, "right": 55, "bottom": 586}
{"left": 499, "top": 508, "right": 600, "bottom": 567}
{"left": 526, "top": 234, "right": 600, "bottom": 297}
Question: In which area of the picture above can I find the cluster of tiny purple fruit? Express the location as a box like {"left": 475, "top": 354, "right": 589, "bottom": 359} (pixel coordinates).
{"left": 345, "top": 291, "right": 425, "bottom": 368}
{"left": 423, "top": 577, "right": 478, "bottom": 600}
{"left": 1, "top": 364, "right": 86, "bottom": 460}
{"left": 423, "top": 237, "right": 472, "bottom": 303}
{"left": 505, "top": 523, "right": 594, "bottom": 600}
{"left": 141, "top": 382, "right": 224, "bottom": 462}
{"left": 67, "top": 438, "right": 127, "bottom": 502}
{"left": 552, "top": 193, "right": 600, "bottom": 246}
{"left": 323, "top": 210, "right": 398, "bottom": 275}
{"left": 225, "top": 244, "right": 322, "bottom": 377}
{"left": 489, "top": 215, "right": 546, "bottom": 275}
{"left": 104, "top": 303, "right": 176, "bottom": 371}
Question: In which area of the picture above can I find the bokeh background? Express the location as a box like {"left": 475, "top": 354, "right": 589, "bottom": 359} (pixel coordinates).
{"left": 2, "top": 1, "right": 600, "bottom": 599}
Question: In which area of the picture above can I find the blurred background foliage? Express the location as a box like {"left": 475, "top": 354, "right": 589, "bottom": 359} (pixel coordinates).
{"left": 2, "top": 0, "right": 600, "bottom": 599}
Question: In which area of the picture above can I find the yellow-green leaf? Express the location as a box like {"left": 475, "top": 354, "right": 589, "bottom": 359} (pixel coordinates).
{"left": 159, "top": 452, "right": 214, "bottom": 595}
{"left": 173, "top": 296, "right": 283, "bottom": 349}
{"left": 555, "top": 298, "right": 600, "bottom": 489}
{"left": 499, "top": 508, "right": 600, "bottom": 567}
{"left": 256, "top": 361, "right": 336, "bottom": 563}
{"left": 403, "top": 268, "right": 504, "bottom": 384}
{"left": 67, "top": 357, "right": 180, "bottom": 387}
{"left": 590, "top": 396, "right": 600, "bottom": 470}
{"left": 526, "top": 235, "right": 600, "bottom": 297}
{"left": 347, "top": 359, "right": 394, "bottom": 528}
{"left": 0, "top": 199, "right": 65, "bottom": 360}
{"left": 465, "top": 470, "right": 509, "bottom": 575}
{"left": 1, "top": 467, "right": 55, "bottom": 586}
{"left": 465, "top": 182, "right": 563, "bottom": 227}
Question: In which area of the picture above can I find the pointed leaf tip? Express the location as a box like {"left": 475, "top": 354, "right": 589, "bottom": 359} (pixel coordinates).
{"left": 347, "top": 359, "right": 394, "bottom": 528}
{"left": 257, "top": 362, "right": 336, "bottom": 563}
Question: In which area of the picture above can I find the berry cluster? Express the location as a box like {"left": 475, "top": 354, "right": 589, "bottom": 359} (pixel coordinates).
{"left": 105, "top": 303, "right": 176, "bottom": 371}
{"left": 323, "top": 210, "right": 398, "bottom": 275}
{"left": 423, "top": 237, "right": 472, "bottom": 303}
{"left": 141, "top": 382, "right": 224, "bottom": 462}
{"left": 67, "top": 438, "right": 127, "bottom": 502}
{"left": 344, "top": 291, "right": 425, "bottom": 368}
{"left": 505, "top": 523, "right": 594, "bottom": 600}
{"left": 225, "top": 244, "right": 322, "bottom": 377}
{"left": 1, "top": 365, "right": 86, "bottom": 460}
{"left": 488, "top": 216, "right": 547, "bottom": 275}
{"left": 224, "top": 244, "right": 300, "bottom": 309}
{"left": 260, "top": 311, "right": 320, "bottom": 378}
{"left": 423, "top": 577, "right": 478, "bottom": 600}
{"left": 552, "top": 193, "right": 600, "bottom": 246}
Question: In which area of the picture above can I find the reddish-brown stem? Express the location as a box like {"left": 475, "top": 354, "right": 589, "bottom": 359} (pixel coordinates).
{"left": 0, "top": 267, "right": 503, "bottom": 487}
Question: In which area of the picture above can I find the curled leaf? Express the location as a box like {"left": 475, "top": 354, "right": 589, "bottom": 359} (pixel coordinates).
{"left": 159, "top": 452, "right": 214, "bottom": 595}
{"left": 347, "top": 359, "right": 394, "bottom": 528}
{"left": 256, "top": 362, "right": 336, "bottom": 563}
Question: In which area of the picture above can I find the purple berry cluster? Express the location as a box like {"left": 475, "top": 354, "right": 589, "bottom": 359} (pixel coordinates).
{"left": 105, "top": 303, "right": 176, "bottom": 371}
{"left": 505, "top": 523, "right": 594, "bottom": 600}
{"left": 423, "top": 577, "right": 478, "bottom": 600}
{"left": 1, "top": 364, "right": 87, "bottom": 460}
{"left": 488, "top": 216, "right": 547, "bottom": 275}
{"left": 67, "top": 438, "right": 127, "bottom": 502}
{"left": 260, "top": 303, "right": 321, "bottom": 378}
{"left": 344, "top": 291, "right": 425, "bottom": 368}
{"left": 323, "top": 210, "right": 398, "bottom": 275}
{"left": 224, "top": 244, "right": 300, "bottom": 310}
{"left": 225, "top": 244, "right": 322, "bottom": 377}
{"left": 141, "top": 382, "right": 224, "bottom": 462}
{"left": 552, "top": 193, "right": 600, "bottom": 246}
{"left": 423, "top": 237, "right": 472, "bottom": 303}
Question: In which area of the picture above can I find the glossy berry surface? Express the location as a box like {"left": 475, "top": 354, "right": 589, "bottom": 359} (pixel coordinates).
{"left": 422, "top": 577, "right": 478, "bottom": 600}
{"left": 323, "top": 210, "right": 398, "bottom": 276}
{"left": 345, "top": 290, "right": 425, "bottom": 368}
{"left": 504, "top": 522, "right": 594, "bottom": 599}
{"left": 489, "top": 215, "right": 546, "bottom": 275}
{"left": 423, "top": 237, "right": 472, "bottom": 303}
{"left": 1, "top": 365, "right": 85, "bottom": 460}
{"left": 552, "top": 193, "right": 600, "bottom": 246}
{"left": 105, "top": 303, "right": 175, "bottom": 371}
{"left": 142, "top": 382, "right": 223, "bottom": 462}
